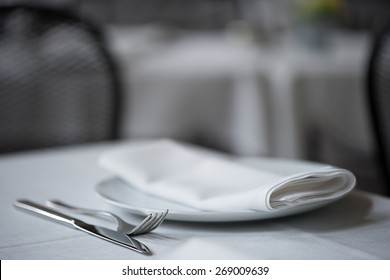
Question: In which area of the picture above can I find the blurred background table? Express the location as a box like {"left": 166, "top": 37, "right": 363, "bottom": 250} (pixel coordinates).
{"left": 1, "top": 0, "right": 389, "bottom": 196}
{"left": 110, "top": 27, "right": 371, "bottom": 156}
{"left": 108, "top": 27, "right": 377, "bottom": 191}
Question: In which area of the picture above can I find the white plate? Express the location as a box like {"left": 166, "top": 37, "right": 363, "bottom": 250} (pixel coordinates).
{"left": 95, "top": 155, "right": 344, "bottom": 222}
{"left": 96, "top": 178, "right": 334, "bottom": 222}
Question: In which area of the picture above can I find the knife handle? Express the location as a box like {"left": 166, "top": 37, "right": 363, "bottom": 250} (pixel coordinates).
{"left": 14, "top": 199, "right": 152, "bottom": 255}
{"left": 14, "top": 199, "right": 81, "bottom": 228}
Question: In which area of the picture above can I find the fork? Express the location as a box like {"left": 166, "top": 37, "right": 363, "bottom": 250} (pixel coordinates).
{"left": 46, "top": 200, "right": 168, "bottom": 236}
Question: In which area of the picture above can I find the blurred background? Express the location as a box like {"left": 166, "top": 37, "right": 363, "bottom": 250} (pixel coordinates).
{"left": 1, "top": 0, "right": 390, "bottom": 195}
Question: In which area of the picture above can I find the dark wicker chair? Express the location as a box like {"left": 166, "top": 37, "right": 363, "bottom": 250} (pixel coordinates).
{"left": 367, "top": 23, "right": 390, "bottom": 196}
{"left": 0, "top": 5, "right": 121, "bottom": 153}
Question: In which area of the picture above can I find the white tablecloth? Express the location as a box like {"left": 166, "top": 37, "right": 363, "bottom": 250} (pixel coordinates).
{"left": 1, "top": 142, "right": 389, "bottom": 259}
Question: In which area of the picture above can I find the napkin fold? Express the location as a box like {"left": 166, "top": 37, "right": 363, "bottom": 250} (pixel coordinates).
{"left": 98, "top": 139, "right": 356, "bottom": 212}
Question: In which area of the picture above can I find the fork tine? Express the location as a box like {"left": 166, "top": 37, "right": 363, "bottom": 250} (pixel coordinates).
{"left": 130, "top": 213, "right": 157, "bottom": 235}
{"left": 148, "top": 210, "right": 169, "bottom": 231}
{"left": 137, "top": 210, "right": 168, "bottom": 234}
{"left": 126, "top": 213, "right": 154, "bottom": 234}
{"left": 129, "top": 209, "right": 169, "bottom": 235}
{"left": 138, "top": 212, "right": 159, "bottom": 232}
{"left": 155, "top": 210, "right": 169, "bottom": 227}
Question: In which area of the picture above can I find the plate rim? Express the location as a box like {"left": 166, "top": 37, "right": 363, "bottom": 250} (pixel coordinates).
{"left": 95, "top": 177, "right": 336, "bottom": 222}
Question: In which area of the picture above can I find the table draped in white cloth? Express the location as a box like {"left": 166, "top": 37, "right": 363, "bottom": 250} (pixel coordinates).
{"left": 109, "top": 27, "right": 372, "bottom": 161}
{"left": 1, "top": 141, "right": 389, "bottom": 260}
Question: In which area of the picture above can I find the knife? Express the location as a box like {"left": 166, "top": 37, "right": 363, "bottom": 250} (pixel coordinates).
{"left": 14, "top": 199, "right": 151, "bottom": 255}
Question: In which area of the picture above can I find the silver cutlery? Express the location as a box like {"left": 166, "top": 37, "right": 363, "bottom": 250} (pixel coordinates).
{"left": 46, "top": 199, "right": 169, "bottom": 236}
{"left": 14, "top": 199, "right": 151, "bottom": 255}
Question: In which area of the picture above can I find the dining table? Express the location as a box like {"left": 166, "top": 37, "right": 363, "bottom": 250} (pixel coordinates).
{"left": 109, "top": 26, "right": 373, "bottom": 160}
{"left": 106, "top": 27, "right": 384, "bottom": 196}
{"left": 1, "top": 140, "right": 390, "bottom": 260}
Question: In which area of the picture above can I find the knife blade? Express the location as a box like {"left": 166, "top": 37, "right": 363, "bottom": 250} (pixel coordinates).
{"left": 14, "top": 199, "right": 151, "bottom": 255}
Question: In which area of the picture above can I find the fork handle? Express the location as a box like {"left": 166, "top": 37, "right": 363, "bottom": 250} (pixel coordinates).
{"left": 14, "top": 199, "right": 80, "bottom": 228}
{"left": 47, "top": 199, "right": 121, "bottom": 224}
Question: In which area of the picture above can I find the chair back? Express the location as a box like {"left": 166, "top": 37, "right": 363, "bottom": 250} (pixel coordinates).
{"left": 0, "top": 5, "right": 121, "bottom": 153}
{"left": 368, "top": 24, "right": 390, "bottom": 196}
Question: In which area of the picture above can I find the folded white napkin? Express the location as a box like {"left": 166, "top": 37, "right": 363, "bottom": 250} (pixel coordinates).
{"left": 98, "top": 139, "right": 356, "bottom": 212}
